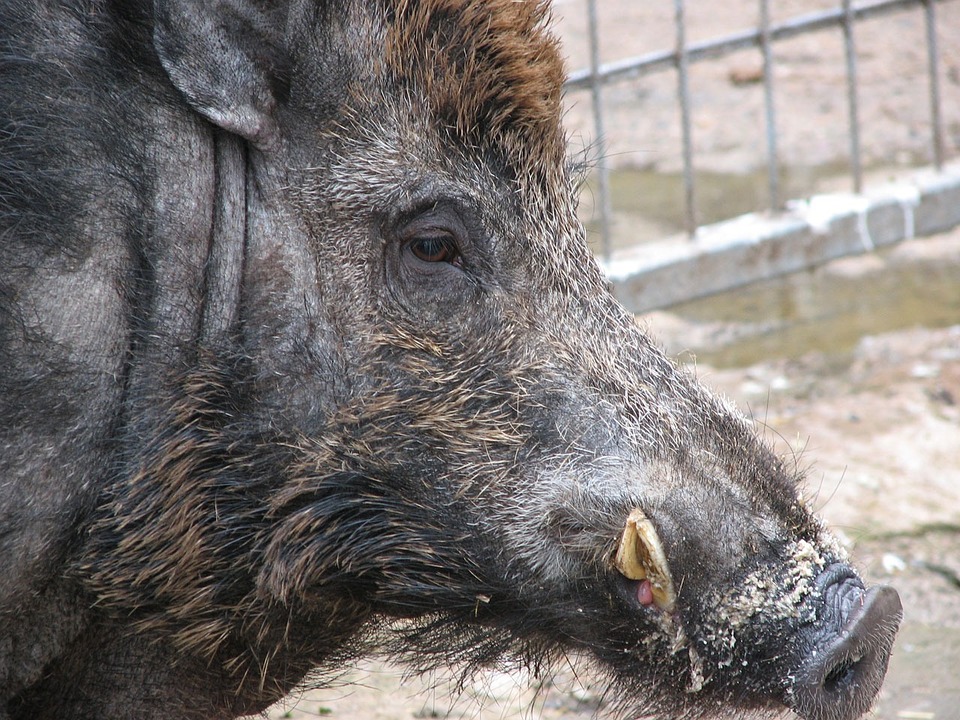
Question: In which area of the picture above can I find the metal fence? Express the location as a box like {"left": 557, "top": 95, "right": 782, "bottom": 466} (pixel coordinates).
{"left": 564, "top": 0, "right": 959, "bottom": 310}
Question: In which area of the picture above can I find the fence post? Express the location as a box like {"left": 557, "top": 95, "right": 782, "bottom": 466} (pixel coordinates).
{"left": 674, "top": 0, "right": 698, "bottom": 237}
{"left": 760, "top": 0, "right": 781, "bottom": 211}
{"left": 923, "top": 0, "right": 945, "bottom": 170}
{"left": 841, "top": 0, "right": 864, "bottom": 193}
{"left": 586, "top": 0, "right": 613, "bottom": 261}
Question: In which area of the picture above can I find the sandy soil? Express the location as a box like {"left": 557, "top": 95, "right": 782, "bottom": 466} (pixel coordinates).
{"left": 255, "top": 4, "right": 960, "bottom": 720}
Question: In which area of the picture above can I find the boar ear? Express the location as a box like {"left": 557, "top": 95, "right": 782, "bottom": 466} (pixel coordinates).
{"left": 153, "top": 0, "right": 290, "bottom": 144}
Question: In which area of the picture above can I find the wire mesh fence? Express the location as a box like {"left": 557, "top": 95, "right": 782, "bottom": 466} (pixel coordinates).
{"left": 558, "top": 0, "right": 958, "bottom": 281}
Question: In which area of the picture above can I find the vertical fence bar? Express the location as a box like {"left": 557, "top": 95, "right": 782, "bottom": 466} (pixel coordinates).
{"left": 923, "top": 0, "right": 944, "bottom": 170}
{"left": 586, "top": 0, "right": 613, "bottom": 260}
{"left": 674, "top": 0, "right": 698, "bottom": 236}
{"left": 760, "top": 0, "right": 781, "bottom": 210}
{"left": 841, "top": 0, "right": 863, "bottom": 193}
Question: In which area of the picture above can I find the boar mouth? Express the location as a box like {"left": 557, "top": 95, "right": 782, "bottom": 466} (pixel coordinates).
{"left": 603, "top": 531, "right": 900, "bottom": 720}
{"left": 612, "top": 508, "right": 677, "bottom": 613}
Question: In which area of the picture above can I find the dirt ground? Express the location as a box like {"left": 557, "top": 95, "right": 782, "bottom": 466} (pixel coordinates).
{"left": 554, "top": 0, "right": 960, "bottom": 175}
{"left": 257, "top": 4, "right": 959, "bottom": 719}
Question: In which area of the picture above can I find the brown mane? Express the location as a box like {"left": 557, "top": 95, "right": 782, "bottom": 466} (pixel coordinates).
{"left": 383, "top": 0, "right": 567, "bottom": 176}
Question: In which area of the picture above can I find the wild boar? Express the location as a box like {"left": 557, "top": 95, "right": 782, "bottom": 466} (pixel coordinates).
{"left": 0, "top": 1, "right": 900, "bottom": 719}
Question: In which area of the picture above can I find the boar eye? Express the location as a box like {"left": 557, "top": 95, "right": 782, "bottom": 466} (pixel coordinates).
{"left": 407, "top": 233, "right": 460, "bottom": 265}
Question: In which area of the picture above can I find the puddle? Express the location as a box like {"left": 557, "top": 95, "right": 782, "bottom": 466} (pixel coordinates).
{"left": 580, "top": 160, "right": 919, "bottom": 252}
{"left": 582, "top": 160, "right": 960, "bottom": 370}
{"left": 640, "top": 238, "right": 960, "bottom": 370}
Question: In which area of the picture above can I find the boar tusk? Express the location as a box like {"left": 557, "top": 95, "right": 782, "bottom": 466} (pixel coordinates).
{"left": 614, "top": 508, "right": 677, "bottom": 613}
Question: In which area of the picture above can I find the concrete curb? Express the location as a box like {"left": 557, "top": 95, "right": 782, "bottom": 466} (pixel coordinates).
{"left": 602, "top": 163, "right": 960, "bottom": 313}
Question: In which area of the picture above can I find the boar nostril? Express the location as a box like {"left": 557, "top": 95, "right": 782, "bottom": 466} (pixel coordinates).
{"left": 821, "top": 653, "right": 859, "bottom": 694}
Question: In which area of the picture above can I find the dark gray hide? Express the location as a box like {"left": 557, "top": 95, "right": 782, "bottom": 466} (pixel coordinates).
{"left": 0, "top": 1, "right": 900, "bottom": 719}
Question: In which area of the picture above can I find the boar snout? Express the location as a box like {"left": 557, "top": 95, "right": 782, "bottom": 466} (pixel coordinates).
{"left": 788, "top": 564, "right": 902, "bottom": 720}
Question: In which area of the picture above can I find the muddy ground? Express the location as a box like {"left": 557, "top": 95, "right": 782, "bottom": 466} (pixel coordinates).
{"left": 257, "top": 3, "right": 959, "bottom": 719}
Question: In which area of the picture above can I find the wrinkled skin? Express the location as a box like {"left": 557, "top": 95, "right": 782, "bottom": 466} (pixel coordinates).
{"left": 0, "top": 1, "right": 900, "bottom": 719}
